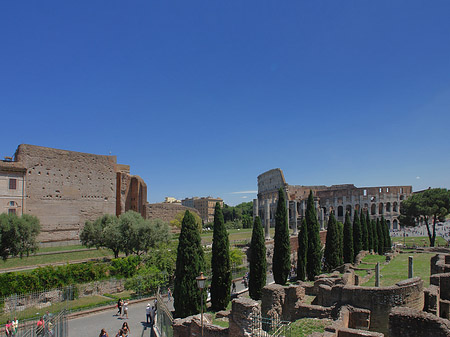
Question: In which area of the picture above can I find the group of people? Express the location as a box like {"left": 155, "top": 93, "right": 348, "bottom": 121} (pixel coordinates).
{"left": 99, "top": 322, "right": 130, "bottom": 337}
{"left": 4, "top": 318, "right": 18, "bottom": 337}
{"left": 36, "top": 311, "right": 54, "bottom": 337}
{"left": 116, "top": 299, "right": 129, "bottom": 319}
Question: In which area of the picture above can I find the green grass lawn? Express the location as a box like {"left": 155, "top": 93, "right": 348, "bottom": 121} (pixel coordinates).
{"left": 290, "top": 318, "right": 332, "bottom": 337}
{"left": 392, "top": 236, "right": 448, "bottom": 247}
{"left": 362, "top": 253, "right": 434, "bottom": 287}
{"left": 201, "top": 228, "right": 276, "bottom": 245}
{"left": 360, "top": 255, "right": 386, "bottom": 265}
{"left": 0, "top": 248, "right": 114, "bottom": 270}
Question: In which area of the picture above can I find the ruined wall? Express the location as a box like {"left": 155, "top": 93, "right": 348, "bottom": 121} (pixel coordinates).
{"left": 318, "top": 278, "right": 424, "bottom": 336}
{"left": 389, "top": 307, "right": 450, "bottom": 337}
{"left": 15, "top": 144, "right": 117, "bottom": 244}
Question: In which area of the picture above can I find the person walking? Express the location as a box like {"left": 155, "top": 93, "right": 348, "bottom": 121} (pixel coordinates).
{"left": 121, "top": 322, "right": 130, "bottom": 337}
{"left": 167, "top": 288, "right": 172, "bottom": 302}
{"left": 232, "top": 280, "right": 236, "bottom": 293}
{"left": 150, "top": 306, "right": 156, "bottom": 326}
{"left": 99, "top": 329, "right": 109, "bottom": 337}
{"left": 122, "top": 300, "right": 129, "bottom": 319}
{"left": 36, "top": 317, "right": 45, "bottom": 337}
{"left": 5, "top": 320, "right": 12, "bottom": 337}
{"left": 11, "top": 317, "right": 18, "bottom": 337}
{"left": 117, "top": 299, "right": 123, "bottom": 317}
{"left": 146, "top": 303, "right": 151, "bottom": 324}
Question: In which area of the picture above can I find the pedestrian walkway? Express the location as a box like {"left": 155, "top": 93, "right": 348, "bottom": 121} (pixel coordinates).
{"left": 68, "top": 273, "right": 274, "bottom": 336}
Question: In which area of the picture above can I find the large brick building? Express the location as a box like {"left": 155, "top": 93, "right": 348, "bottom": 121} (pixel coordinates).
{"left": 0, "top": 144, "right": 147, "bottom": 246}
{"left": 254, "top": 168, "right": 412, "bottom": 239}
{"left": 182, "top": 196, "right": 223, "bottom": 223}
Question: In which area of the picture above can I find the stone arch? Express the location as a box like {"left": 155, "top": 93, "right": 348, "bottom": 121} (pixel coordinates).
{"left": 393, "top": 219, "right": 398, "bottom": 230}
{"left": 338, "top": 206, "right": 344, "bottom": 217}
{"left": 386, "top": 202, "right": 391, "bottom": 212}
{"left": 393, "top": 202, "right": 398, "bottom": 212}
{"left": 387, "top": 220, "right": 391, "bottom": 230}
{"left": 379, "top": 203, "right": 384, "bottom": 215}
{"left": 346, "top": 205, "right": 352, "bottom": 215}
{"left": 371, "top": 203, "right": 376, "bottom": 215}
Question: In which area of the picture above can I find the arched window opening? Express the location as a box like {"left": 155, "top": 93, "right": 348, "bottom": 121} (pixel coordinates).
{"left": 338, "top": 206, "right": 344, "bottom": 217}
{"left": 393, "top": 219, "right": 398, "bottom": 230}
{"left": 379, "top": 203, "right": 384, "bottom": 215}
{"left": 386, "top": 202, "right": 391, "bottom": 212}
{"left": 393, "top": 202, "right": 398, "bottom": 212}
{"left": 371, "top": 204, "right": 376, "bottom": 215}
{"left": 346, "top": 205, "right": 352, "bottom": 215}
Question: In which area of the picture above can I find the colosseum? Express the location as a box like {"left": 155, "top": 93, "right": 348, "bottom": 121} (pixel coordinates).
{"left": 253, "top": 168, "right": 412, "bottom": 239}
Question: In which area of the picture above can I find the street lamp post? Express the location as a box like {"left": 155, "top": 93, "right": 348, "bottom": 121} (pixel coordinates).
{"left": 196, "top": 272, "right": 206, "bottom": 336}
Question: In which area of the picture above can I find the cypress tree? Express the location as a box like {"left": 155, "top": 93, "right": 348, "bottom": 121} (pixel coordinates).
{"left": 297, "top": 218, "right": 308, "bottom": 281}
{"left": 306, "top": 190, "right": 322, "bottom": 281}
{"left": 324, "top": 213, "right": 340, "bottom": 271}
{"left": 366, "top": 211, "right": 373, "bottom": 252}
{"left": 360, "top": 209, "right": 369, "bottom": 251}
{"left": 371, "top": 219, "right": 378, "bottom": 253}
{"left": 272, "top": 188, "right": 291, "bottom": 285}
{"left": 337, "top": 221, "right": 344, "bottom": 266}
{"left": 376, "top": 218, "right": 384, "bottom": 255}
{"left": 382, "top": 216, "right": 391, "bottom": 252}
{"left": 353, "top": 210, "right": 362, "bottom": 259}
{"left": 174, "top": 210, "right": 206, "bottom": 318}
{"left": 343, "top": 211, "right": 354, "bottom": 264}
{"left": 210, "top": 202, "right": 231, "bottom": 311}
{"left": 249, "top": 216, "right": 266, "bottom": 300}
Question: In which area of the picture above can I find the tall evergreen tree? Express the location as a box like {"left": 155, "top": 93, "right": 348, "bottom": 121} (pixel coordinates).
{"left": 382, "top": 216, "right": 391, "bottom": 252}
{"left": 337, "top": 221, "right": 344, "bottom": 266}
{"left": 353, "top": 210, "right": 362, "bottom": 259}
{"left": 272, "top": 188, "right": 291, "bottom": 285}
{"left": 324, "top": 213, "right": 340, "bottom": 271}
{"left": 174, "top": 210, "right": 206, "bottom": 318}
{"left": 366, "top": 211, "right": 373, "bottom": 252}
{"left": 360, "top": 209, "right": 369, "bottom": 251}
{"left": 306, "top": 191, "right": 322, "bottom": 281}
{"left": 297, "top": 218, "right": 308, "bottom": 281}
{"left": 343, "top": 212, "right": 354, "bottom": 264}
{"left": 371, "top": 219, "right": 378, "bottom": 253}
{"left": 249, "top": 216, "right": 266, "bottom": 300}
{"left": 376, "top": 218, "right": 384, "bottom": 255}
{"left": 210, "top": 202, "right": 231, "bottom": 311}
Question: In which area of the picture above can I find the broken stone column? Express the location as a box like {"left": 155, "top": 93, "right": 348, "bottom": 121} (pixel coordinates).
{"left": 292, "top": 201, "right": 298, "bottom": 235}
{"left": 408, "top": 256, "right": 413, "bottom": 279}
{"left": 375, "top": 263, "right": 380, "bottom": 287}
{"left": 265, "top": 202, "right": 270, "bottom": 240}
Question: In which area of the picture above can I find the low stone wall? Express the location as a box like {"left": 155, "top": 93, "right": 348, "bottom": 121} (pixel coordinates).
{"left": 173, "top": 315, "right": 228, "bottom": 337}
{"left": 2, "top": 279, "right": 125, "bottom": 313}
{"left": 389, "top": 307, "right": 450, "bottom": 337}
{"left": 317, "top": 277, "right": 424, "bottom": 336}
{"left": 431, "top": 254, "right": 450, "bottom": 275}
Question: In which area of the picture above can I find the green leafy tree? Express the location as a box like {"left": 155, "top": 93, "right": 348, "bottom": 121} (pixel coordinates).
{"left": 366, "top": 211, "right": 373, "bottom": 252}
{"left": 324, "top": 213, "right": 341, "bottom": 271}
{"left": 306, "top": 190, "right": 322, "bottom": 281}
{"left": 376, "top": 218, "right": 384, "bottom": 255}
{"left": 170, "top": 211, "right": 202, "bottom": 231}
{"left": 210, "top": 202, "right": 231, "bottom": 311}
{"left": 399, "top": 188, "right": 450, "bottom": 247}
{"left": 272, "top": 188, "right": 291, "bottom": 285}
{"left": 0, "top": 213, "right": 41, "bottom": 261}
{"left": 297, "top": 218, "right": 308, "bottom": 281}
{"left": 343, "top": 212, "right": 354, "bottom": 264}
{"left": 360, "top": 210, "right": 369, "bottom": 251}
{"left": 174, "top": 210, "right": 206, "bottom": 318}
{"left": 249, "top": 216, "right": 266, "bottom": 300}
{"left": 352, "top": 210, "right": 362, "bottom": 259}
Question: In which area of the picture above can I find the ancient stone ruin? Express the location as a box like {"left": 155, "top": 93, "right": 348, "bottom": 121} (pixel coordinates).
{"left": 173, "top": 253, "right": 450, "bottom": 337}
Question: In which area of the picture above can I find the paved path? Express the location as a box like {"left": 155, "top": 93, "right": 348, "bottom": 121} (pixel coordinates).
{"left": 68, "top": 273, "right": 274, "bottom": 337}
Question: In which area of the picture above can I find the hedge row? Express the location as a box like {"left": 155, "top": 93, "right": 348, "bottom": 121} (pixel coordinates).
{"left": 0, "top": 256, "right": 141, "bottom": 297}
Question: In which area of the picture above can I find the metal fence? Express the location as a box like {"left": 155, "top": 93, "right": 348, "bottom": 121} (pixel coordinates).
{"left": 155, "top": 289, "right": 173, "bottom": 337}
{"left": 250, "top": 307, "right": 292, "bottom": 337}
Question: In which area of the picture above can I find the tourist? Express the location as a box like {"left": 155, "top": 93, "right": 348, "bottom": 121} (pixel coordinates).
{"left": 11, "top": 317, "right": 18, "bottom": 337}
{"left": 99, "top": 328, "right": 109, "bottom": 337}
{"left": 121, "top": 322, "right": 130, "bottom": 337}
{"left": 115, "top": 329, "right": 123, "bottom": 337}
{"left": 117, "top": 299, "right": 123, "bottom": 317}
{"left": 146, "top": 303, "right": 151, "bottom": 323}
{"left": 232, "top": 280, "right": 236, "bottom": 293}
{"left": 36, "top": 317, "right": 45, "bottom": 337}
{"left": 122, "top": 300, "right": 129, "bottom": 319}
{"left": 5, "top": 320, "right": 12, "bottom": 337}
{"left": 150, "top": 306, "right": 156, "bottom": 326}
{"left": 167, "top": 288, "right": 172, "bottom": 301}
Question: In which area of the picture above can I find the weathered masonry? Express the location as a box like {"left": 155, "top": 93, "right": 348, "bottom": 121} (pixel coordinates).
{"left": 254, "top": 168, "right": 412, "bottom": 238}
{"left": 0, "top": 144, "right": 147, "bottom": 246}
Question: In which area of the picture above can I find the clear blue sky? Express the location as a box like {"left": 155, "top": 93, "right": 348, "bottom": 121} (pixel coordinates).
{"left": 1, "top": 1, "right": 450, "bottom": 206}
